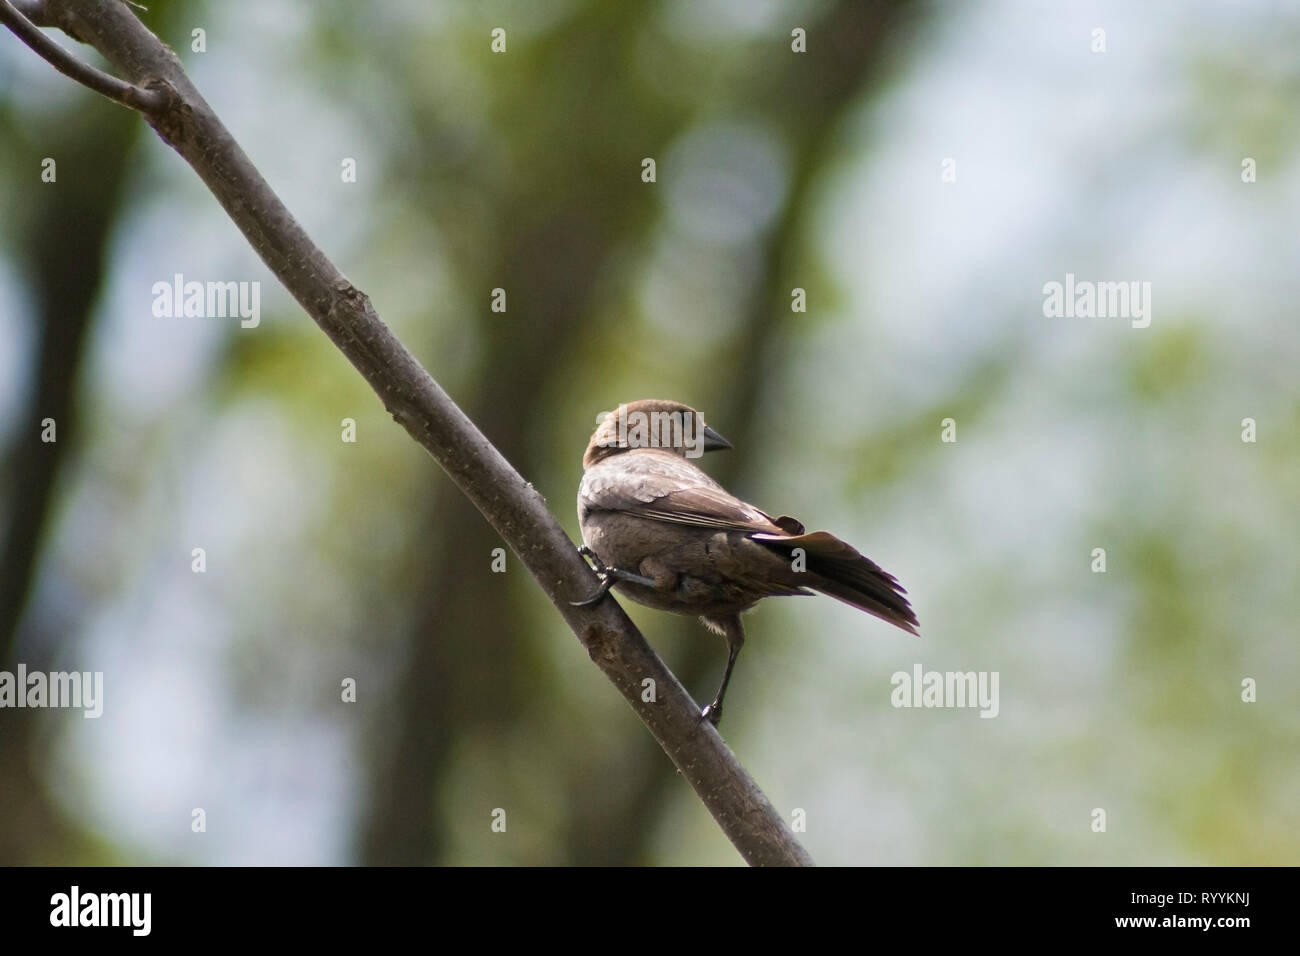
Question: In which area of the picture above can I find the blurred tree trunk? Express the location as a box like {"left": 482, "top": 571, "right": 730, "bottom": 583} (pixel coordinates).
{"left": 358, "top": 214, "right": 613, "bottom": 864}
{"left": 0, "top": 100, "right": 138, "bottom": 864}
{"left": 0, "top": 0, "right": 187, "bottom": 869}
{"left": 357, "top": 1, "right": 666, "bottom": 864}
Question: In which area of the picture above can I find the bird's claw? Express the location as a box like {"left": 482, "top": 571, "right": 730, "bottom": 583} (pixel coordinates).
{"left": 701, "top": 702, "right": 723, "bottom": 727}
{"left": 570, "top": 546, "right": 656, "bottom": 606}
{"left": 569, "top": 573, "right": 619, "bottom": 607}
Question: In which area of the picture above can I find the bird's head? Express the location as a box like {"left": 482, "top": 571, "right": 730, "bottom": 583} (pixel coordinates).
{"left": 584, "top": 399, "right": 732, "bottom": 468}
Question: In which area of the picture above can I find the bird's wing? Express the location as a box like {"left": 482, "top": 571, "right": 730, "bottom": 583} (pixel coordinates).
{"left": 581, "top": 450, "right": 787, "bottom": 534}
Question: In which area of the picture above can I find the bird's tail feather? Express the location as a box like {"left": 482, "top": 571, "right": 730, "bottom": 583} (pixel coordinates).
{"left": 755, "top": 530, "right": 919, "bottom": 636}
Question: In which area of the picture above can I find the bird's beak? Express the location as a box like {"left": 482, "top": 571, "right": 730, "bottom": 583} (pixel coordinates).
{"left": 702, "top": 425, "right": 732, "bottom": 452}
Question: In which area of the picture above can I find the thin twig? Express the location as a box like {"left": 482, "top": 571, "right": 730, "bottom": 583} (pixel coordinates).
{"left": 0, "top": 0, "right": 165, "bottom": 111}
{"left": 1, "top": 0, "right": 814, "bottom": 866}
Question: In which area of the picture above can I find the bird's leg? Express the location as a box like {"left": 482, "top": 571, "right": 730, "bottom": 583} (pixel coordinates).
{"left": 701, "top": 615, "right": 745, "bottom": 727}
{"left": 570, "top": 545, "right": 658, "bottom": 606}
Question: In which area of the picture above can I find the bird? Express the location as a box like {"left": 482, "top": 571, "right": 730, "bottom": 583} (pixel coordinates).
{"left": 573, "top": 398, "right": 917, "bottom": 727}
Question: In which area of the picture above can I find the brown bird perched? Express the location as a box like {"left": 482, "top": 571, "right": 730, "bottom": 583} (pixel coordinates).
{"left": 574, "top": 398, "right": 918, "bottom": 726}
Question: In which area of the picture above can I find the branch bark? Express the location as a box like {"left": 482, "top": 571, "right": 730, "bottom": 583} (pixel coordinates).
{"left": 1, "top": 0, "right": 813, "bottom": 866}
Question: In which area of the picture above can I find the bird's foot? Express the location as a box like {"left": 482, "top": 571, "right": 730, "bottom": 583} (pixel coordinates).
{"left": 701, "top": 701, "right": 723, "bottom": 727}
{"left": 569, "top": 574, "right": 618, "bottom": 607}
{"left": 570, "top": 546, "right": 657, "bottom": 606}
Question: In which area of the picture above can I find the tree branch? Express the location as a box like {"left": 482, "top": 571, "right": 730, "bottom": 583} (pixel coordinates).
{"left": 2, "top": 0, "right": 813, "bottom": 866}
{"left": 0, "top": 0, "right": 165, "bottom": 111}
